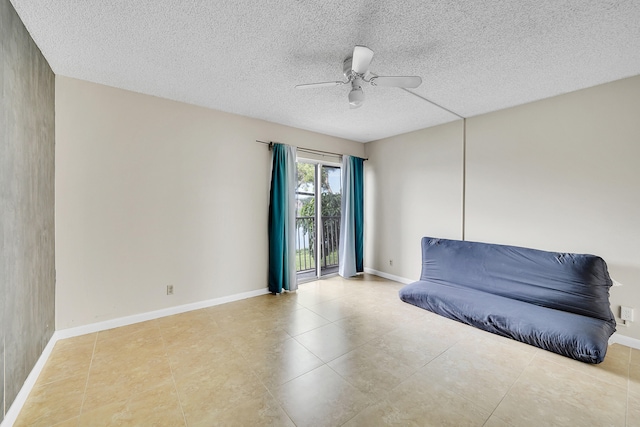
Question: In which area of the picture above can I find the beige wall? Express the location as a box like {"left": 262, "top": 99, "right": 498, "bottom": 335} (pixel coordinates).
{"left": 364, "top": 121, "right": 464, "bottom": 281}
{"left": 55, "top": 76, "right": 364, "bottom": 329}
{"left": 364, "top": 75, "right": 640, "bottom": 340}
{"left": 466, "top": 75, "right": 640, "bottom": 339}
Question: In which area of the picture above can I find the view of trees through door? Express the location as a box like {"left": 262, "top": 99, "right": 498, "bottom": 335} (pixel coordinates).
{"left": 295, "top": 162, "right": 342, "bottom": 280}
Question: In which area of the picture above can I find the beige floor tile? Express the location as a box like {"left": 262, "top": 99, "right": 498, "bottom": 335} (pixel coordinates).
{"left": 253, "top": 295, "right": 304, "bottom": 318}
{"left": 398, "top": 309, "right": 478, "bottom": 346}
{"left": 38, "top": 341, "right": 95, "bottom": 386}
{"left": 273, "top": 306, "right": 332, "bottom": 336}
{"left": 190, "top": 390, "right": 295, "bottom": 427}
{"left": 341, "top": 292, "right": 391, "bottom": 310}
{"left": 78, "top": 382, "right": 185, "bottom": 427}
{"left": 15, "top": 276, "right": 637, "bottom": 427}
{"left": 210, "top": 303, "right": 270, "bottom": 329}
{"left": 53, "top": 334, "right": 97, "bottom": 352}
{"left": 96, "top": 320, "right": 160, "bottom": 343}
{"left": 307, "top": 298, "right": 363, "bottom": 322}
{"left": 294, "top": 323, "right": 366, "bottom": 362}
{"left": 629, "top": 392, "right": 640, "bottom": 427}
{"left": 374, "top": 300, "right": 427, "bottom": 326}
{"left": 92, "top": 327, "right": 166, "bottom": 369}
{"left": 608, "top": 342, "right": 633, "bottom": 361}
{"left": 165, "top": 333, "right": 237, "bottom": 380}
{"left": 174, "top": 356, "right": 266, "bottom": 426}
{"left": 409, "top": 341, "right": 529, "bottom": 413}
{"left": 459, "top": 324, "right": 541, "bottom": 355}
{"left": 536, "top": 342, "right": 631, "bottom": 389}
{"left": 492, "top": 357, "right": 626, "bottom": 426}
{"left": 15, "top": 374, "right": 87, "bottom": 427}
{"left": 386, "top": 373, "right": 492, "bottom": 426}
{"left": 631, "top": 348, "right": 640, "bottom": 398}
{"left": 83, "top": 353, "right": 174, "bottom": 412}
{"left": 157, "top": 311, "right": 221, "bottom": 346}
{"left": 482, "top": 415, "right": 511, "bottom": 427}
{"left": 341, "top": 400, "right": 423, "bottom": 426}
{"left": 52, "top": 417, "right": 81, "bottom": 427}
{"left": 366, "top": 324, "right": 457, "bottom": 371}
{"left": 290, "top": 289, "right": 341, "bottom": 308}
{"left": 225, "top": 325, "right": 293, "bottom": 358}
{"left": 298, "top": 278, "right": 351, "bottom": 297}
{"left": 333, "top": 313, "right": 399, "bottom": 341}
{"left": 274, "top": 365, "right": 372, "bottom": 427}
{"left": 328, "top": 344, "right": 416, "bottom": 400}
{"left": 456, "top": 333, "right": 537, "bottom": 370}
{"left": 242, "top": 337, "right": 324, "bottom": 389}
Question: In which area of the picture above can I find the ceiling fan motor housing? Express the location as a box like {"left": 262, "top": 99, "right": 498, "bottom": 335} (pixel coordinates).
{"left": 343, "top": 57, "right": 369, "bottom": 80}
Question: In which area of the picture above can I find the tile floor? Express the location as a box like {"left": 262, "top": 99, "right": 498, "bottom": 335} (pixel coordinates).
{"left": 14, "top": 274, "right": 640, "bottom": 426}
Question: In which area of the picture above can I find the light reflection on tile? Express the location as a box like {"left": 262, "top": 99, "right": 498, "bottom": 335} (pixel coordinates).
{"left": 13, "top": 275, "right": 637, "bottom": 426}
{"left": 274, "top": 365, "right": 372, "bottom": 427}
{"left": 294, "top": 323, "right": 366, "bottom": 362}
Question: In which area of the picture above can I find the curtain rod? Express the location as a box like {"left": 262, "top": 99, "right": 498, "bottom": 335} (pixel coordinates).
{"left": 255, "top": 140, "right": 368, "bottom": 161}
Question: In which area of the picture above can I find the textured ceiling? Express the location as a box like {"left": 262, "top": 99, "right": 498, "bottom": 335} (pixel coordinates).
{"left": 10, "top": 0, "right": 640, "bottom": 142}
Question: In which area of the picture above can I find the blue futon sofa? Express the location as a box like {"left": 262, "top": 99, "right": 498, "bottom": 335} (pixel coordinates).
{"left": 399, "top": 237, "right": 616, "bottom": 363}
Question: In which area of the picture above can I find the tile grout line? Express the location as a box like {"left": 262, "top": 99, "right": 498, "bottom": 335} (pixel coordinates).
{"left": 625, "top": 348, "right": 631, "bottom": 427}
{"left": 247, "top": 356, "right": 299, "bottom": 427}
{"left": 158, "top": 324, "right": 189, "bottom": 427}
{"left": 370, "top": 339, "right": 456, "bottom": 410}
{"left": 77, "top": 332, "right": 99, "bottom": 418}
{"left": 482, "top": 349, "right": 538, "bottom": 425}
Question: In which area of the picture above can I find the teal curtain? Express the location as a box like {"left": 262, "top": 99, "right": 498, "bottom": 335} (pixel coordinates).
{"left": 339, "top": 155, "right": 364, "bottom": 277}
{"left": 268, "top": 143, "right": 297, "bottom": 293}
{"left": 353, "top": 156, "right": 364, "bottom": 272}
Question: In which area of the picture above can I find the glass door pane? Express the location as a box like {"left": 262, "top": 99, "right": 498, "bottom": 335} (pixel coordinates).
{"left": 295, "top": 163, "right": 316, "bottom": 280}
{"left": 320, "top": 165, "right": 341, "bottom": 276}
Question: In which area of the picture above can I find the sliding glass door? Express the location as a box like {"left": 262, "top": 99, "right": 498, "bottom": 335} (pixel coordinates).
{"left": 295, "top": 162, "right": 342, "bottom": 281}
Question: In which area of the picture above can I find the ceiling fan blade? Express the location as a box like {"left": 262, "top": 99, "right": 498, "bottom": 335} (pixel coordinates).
{"left": 295, "top": 81, "right": 346, "bottom": 89}
{"left": 351, "top": 45, "right": 374, "bottom": 75}
{"left": 370, "top": 76, "right": 422, "bottom": 88}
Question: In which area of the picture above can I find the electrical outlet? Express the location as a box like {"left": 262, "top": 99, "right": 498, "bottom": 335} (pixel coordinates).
{"left": 167, "top": 285, "right": 174, "bottom": 295}
{"left": 621, "top": 306, "right": 634, "bottom": 321}
{"left": 389, "top": 259, "right": 393, "bottom": 266}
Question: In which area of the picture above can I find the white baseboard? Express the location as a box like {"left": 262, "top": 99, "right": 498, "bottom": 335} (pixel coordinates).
{"left": 55, "top": 287, "right": 269, "bottom": 339}
{"left": 0, "top": 287, "right": 269, "bottom": 427}
{"left": 2, "top": 332, "right": 59, "bottom": 427}
{"left": 364, "top": 267, "right": 414, "bottom": 285}
{"left": 609, "top": 332, "right": 640, "bottom": 350}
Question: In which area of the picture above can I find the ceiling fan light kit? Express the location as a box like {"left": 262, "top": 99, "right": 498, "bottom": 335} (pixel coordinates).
{"left": 296, "top": 45, "right": 422, "bottom": 108}
{"left": 348, "top": 83, "right": 364, "bottom": 109}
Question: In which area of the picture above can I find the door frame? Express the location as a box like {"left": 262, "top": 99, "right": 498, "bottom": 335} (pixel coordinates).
{"left": 296, "top": 158, "right": 342, "bottom": 282}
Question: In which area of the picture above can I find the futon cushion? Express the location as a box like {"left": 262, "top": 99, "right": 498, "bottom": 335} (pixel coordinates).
{"left": 400, "top": 280, "right": 616, "bottom": 363}
{"left": 419, "top": 237, "right": 615, "bottom": 322}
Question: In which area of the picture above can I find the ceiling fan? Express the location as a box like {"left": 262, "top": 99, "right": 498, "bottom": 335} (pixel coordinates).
{"left": 295, "top": 45, "right": 422, "bottom": 109}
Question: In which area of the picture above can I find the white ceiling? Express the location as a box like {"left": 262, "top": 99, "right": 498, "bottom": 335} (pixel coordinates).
{"left": 10, "top": 0, "right": 640, "bottom": 143}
